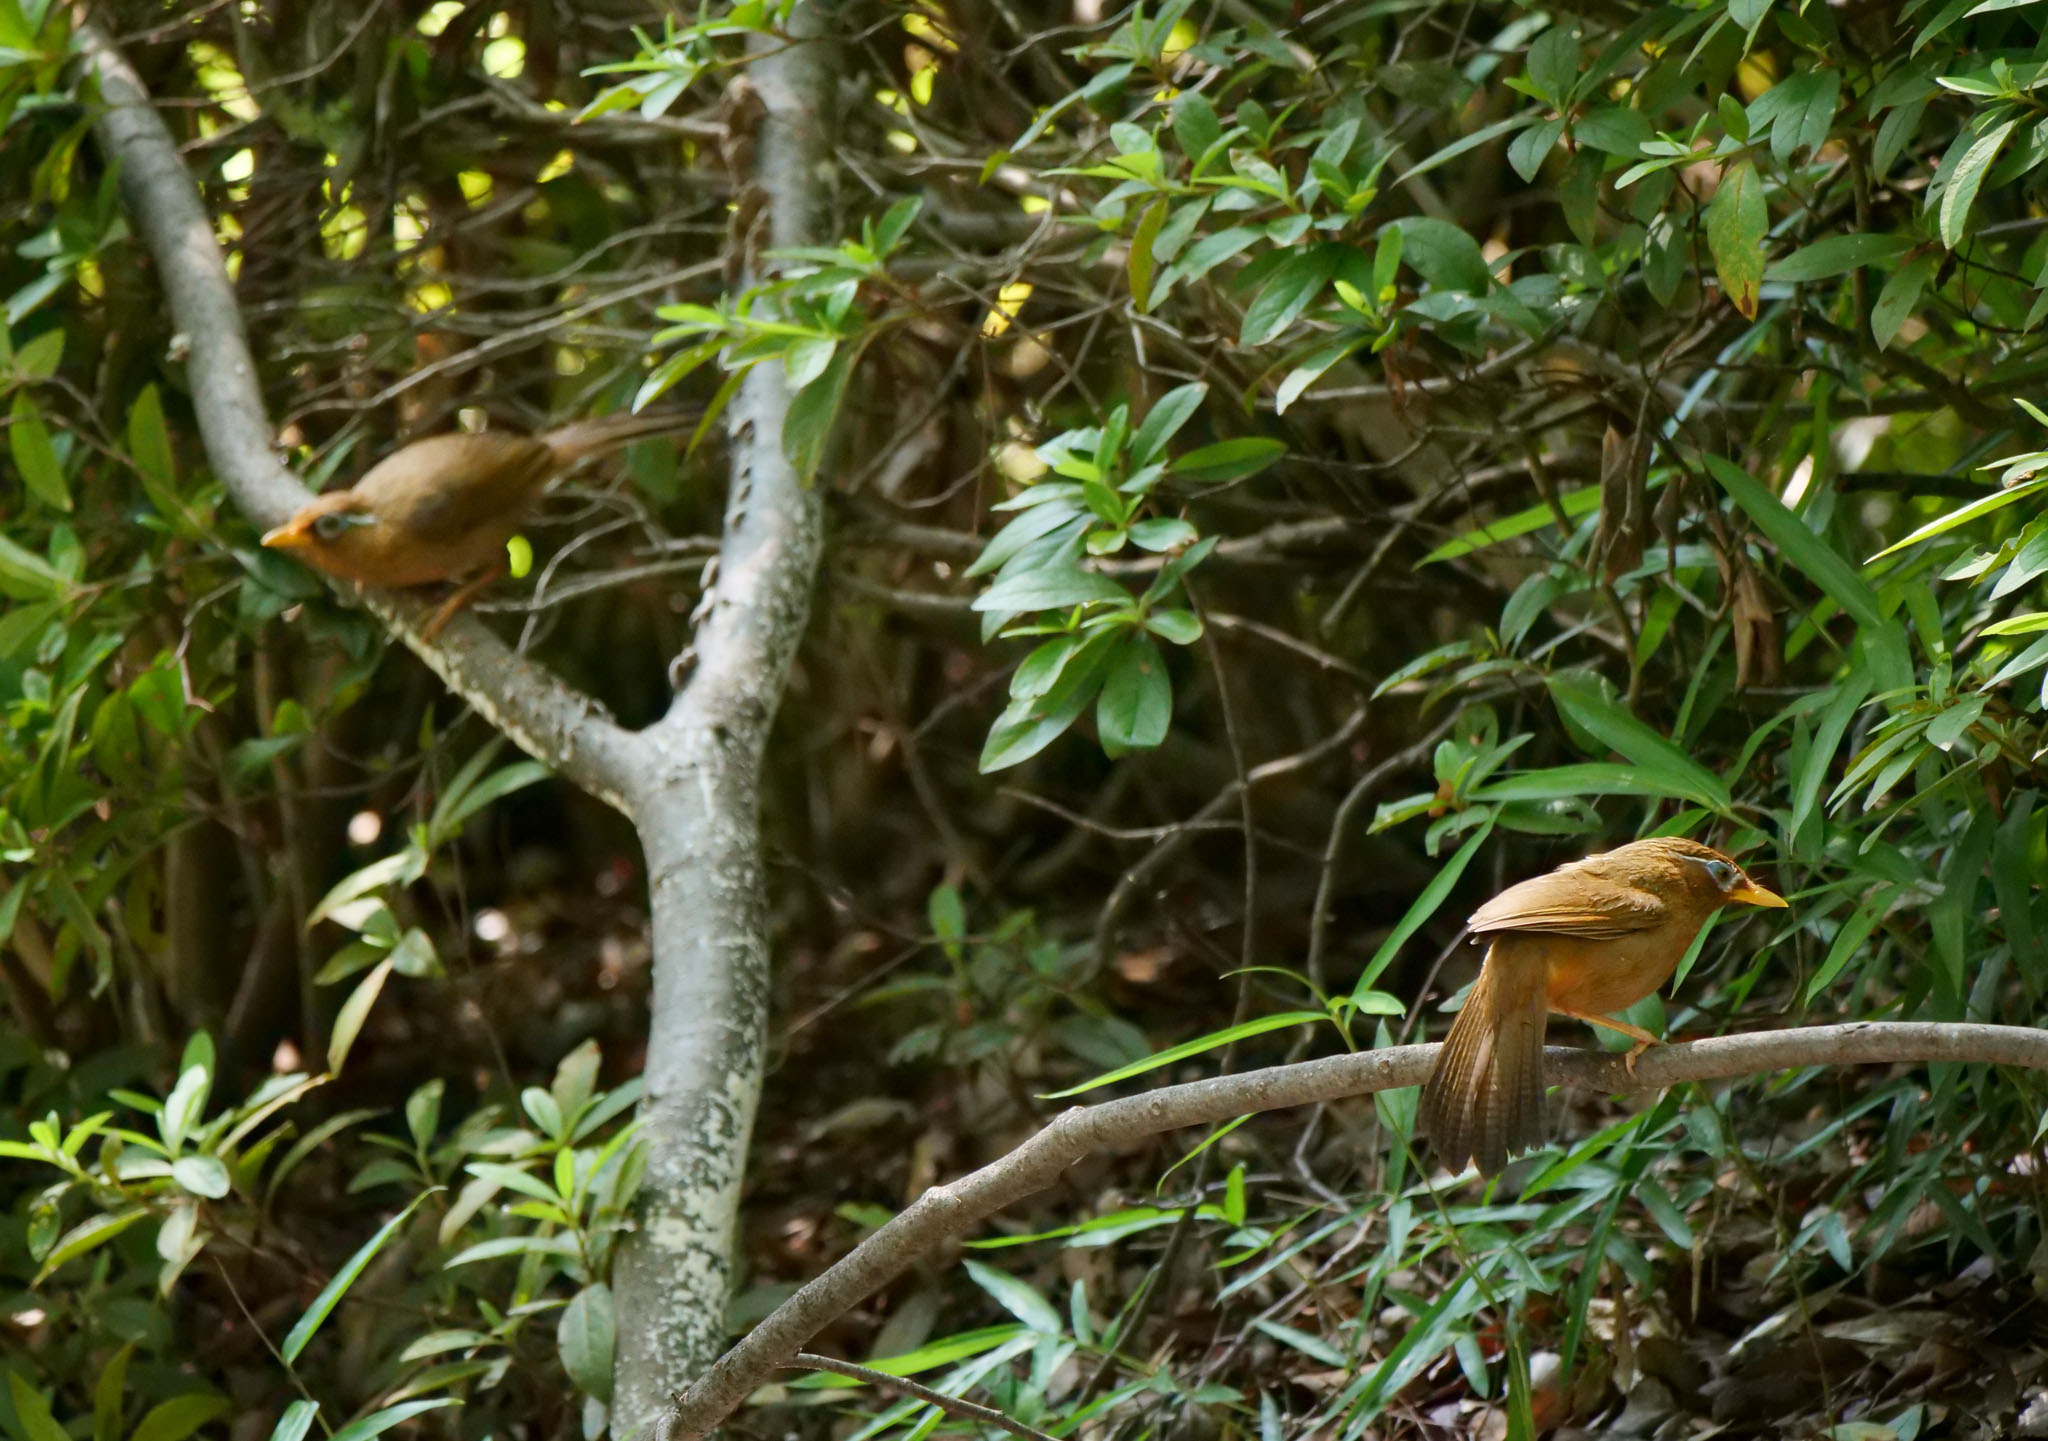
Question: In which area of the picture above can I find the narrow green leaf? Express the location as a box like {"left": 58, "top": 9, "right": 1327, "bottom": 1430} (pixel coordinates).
{"left": 964, "top": 1259, "right": 1065, "bottom": 1334}
{"left": 34, "top": 1207, "right": 152, "bottom": 1283}
{"left": 1173, "top": 436, "right": 1286, "bottom": 484}
{"left": 130, "top": 1395, "right": 232, "bottom": 1441}
{"left": 1353, "top": 820, "right": 1495, "bottom": 998}
{"left": 1939, "top": 116, "right": 2017, "bottom": 249}
{"left": 1764, "top": 233, "right": 1912, "bottom": 283}
{"left": 10, "top": 393, "right": 67, "bottom": 509}
{"left": 281, "top": 1189, "right": 439, "bottom": 1363}
{"left": 267, "top": 1401, "right": 319, "bottom": 1441}
{"left": 1704, "top": 455, "right": 1885, "bottom": 628}
{"left": 327, "top": 958, "right": 393, "bottom": 1074}
{"left": 1871, "top": 476, "right": 2048, "bottom": 559}
{"left": 327, "top": 1401, "right": 460, "bottom": 1441}
{"left": 1872, "top": 251, "right": 1937, "bottom": 350}
{"left": 1547, "top": 672, "right": 1733, "bottom": 811}
{"left": 1129, "top": 198, "right": 1166, "bottom": 310}
{"left": 1039, "top": 1011, "right": 1332, "bottom": 1098}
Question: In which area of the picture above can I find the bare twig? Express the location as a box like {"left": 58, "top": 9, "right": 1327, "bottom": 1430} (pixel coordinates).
{"left": 661, "top": 1022, "right": 2048, "bottom": 1440}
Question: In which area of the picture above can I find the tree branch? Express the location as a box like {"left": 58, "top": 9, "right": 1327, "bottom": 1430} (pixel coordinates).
{"left": 660, "top": 1021, "right": 2048, "bottom": 1441}
{"left": 76, "top": 23, "right": 643, "bottom": 812}
{"left": 613, "top": 4, "right": 835, "bottom": 1428}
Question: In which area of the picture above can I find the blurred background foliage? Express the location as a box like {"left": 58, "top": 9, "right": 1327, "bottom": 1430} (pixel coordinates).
{"left": 3, "top": 0, "right": 2048, "bottom": 1436}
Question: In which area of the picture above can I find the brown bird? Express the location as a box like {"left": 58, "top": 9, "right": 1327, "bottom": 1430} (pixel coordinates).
{"left": 1419, "top": 836, "right": 1787, "bottom": 1177}
{"left": 261, "top": 411, "right": 685, "bottom": 633}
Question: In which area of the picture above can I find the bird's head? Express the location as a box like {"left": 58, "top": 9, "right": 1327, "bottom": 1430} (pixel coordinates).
{"left": 261, "top": 492, "right": 378, "bottom": 576}
{"left": 1658, "top": 837, "right": 1787, "bottom": 910}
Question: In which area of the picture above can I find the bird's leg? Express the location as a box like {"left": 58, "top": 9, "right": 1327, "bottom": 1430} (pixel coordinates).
{"left": 1550, "top": 1007, "right": 1661, "bottom": 1077}
{"left": 421, "top": 563, "right": 505, "bottom": 641}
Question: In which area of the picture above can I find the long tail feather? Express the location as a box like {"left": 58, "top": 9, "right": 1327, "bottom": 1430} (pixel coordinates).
{"left": 1419, "top": 943, "right": 1549, "bottom": 1176}
{"left": 543, "top": 408, "right": 696, "bottom": 465}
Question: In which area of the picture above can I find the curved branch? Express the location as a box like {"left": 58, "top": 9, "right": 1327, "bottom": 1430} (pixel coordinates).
{"left": 661, "top": 1021, "right": 2048, "bottom": 1440}
{"left": 76, "top": 23, "right": 643, "bottom": 811}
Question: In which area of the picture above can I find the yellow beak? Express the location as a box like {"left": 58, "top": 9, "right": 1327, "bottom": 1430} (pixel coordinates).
{"left": 1726, "top": 882, "right": 1788, "bottom": 909}
{"left": 261, "top": 521, "right": 311, "bottom": 551}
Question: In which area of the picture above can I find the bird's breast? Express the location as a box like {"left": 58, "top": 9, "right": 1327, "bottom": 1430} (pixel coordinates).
{"left": 1537, "top": 925, "right": 1688, "bottom": 1014}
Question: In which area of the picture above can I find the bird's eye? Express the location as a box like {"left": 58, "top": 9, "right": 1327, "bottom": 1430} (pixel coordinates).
{"left": 1706, "top": 859, "right": 1735, "bottom": 888}
{"left": 312, "top": 513, "right": 353, "bottom": 542}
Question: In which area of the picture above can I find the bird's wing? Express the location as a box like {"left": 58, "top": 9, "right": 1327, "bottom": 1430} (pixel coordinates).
{"left": 366, "top": 434, "right": 557, "bottom": 547}
{"left": 1466, "top": 860, "right": 1666, "bottom": 939}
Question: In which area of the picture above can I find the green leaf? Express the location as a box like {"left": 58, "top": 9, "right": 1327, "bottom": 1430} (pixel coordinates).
{"left": 558, "top": 1282, "right": 616, "bottom": 1403}
{"left": 267, "top": 1402, "right": 319, "bottom": 1441}
{"left": 1419, "top": 485, "right": 1599, "bottom": 563}
{"left": 93, "top": 1345, "right": 132, "bottom": 1441}
{"left": 1870, "top": 476, "right": 2048, "bottom": 560}
{"left": 964, "top": 1259, "right": 1064, "bottom": 1334}
{"left": 973, "top": 565, "right": 1128, "bottom": 612}
{"left": 0, "top": 530, "right": 71, "bottom": 599}
{"left": 1241, "top": 245, "right": 1345, "bottom": 345}
{"left": 1131, "top": 383, "right": 1207, "bottom": 464}
{"left": 1983, "top": 611, "right": 2048, "bottom": 636}
{"left": 127, "top": 382, "right": 175, "bottom": 488}
{"left": 980, "top": 633, "right": 1117, "bottom": 771}
{"left": 1708, "top": 159, "right": 1767, "bottom": 319}
{"left": 307, "top": 849, "right": 427, "bottom": 928}
{"left": 34, "top": 1207, "right": 152, "bottom": 1283}
{"left": 1172, "top": 91, "right": 1222, "bottom": 160}
{"left": 1390, "top": 216, "right": 1491, "bottom": 294}
{"left": 1704, "top": 455, "right": 1885, "bottom": 629}
{"left": 1939, "top": 116, "right": 2017, "bottom": 249}
{"left": 1129, "top": 197, "right": 1166, "bottom": 310}
{"left": 327, "top": 957, "right": 393, "bottom": 1074}
{"left": 171, "top": 1154, "right": 231, "bottom": 1199}
{"left": 1526, "top": 26, "right": 1579, "bottom": 102}
{"left": 281, "top": 1189, "right": 439, "bottom": 1363}
{"left": 784, "top": 344, "right": 854, "bottom": 483}
{"left": 1276, "top": 334, "right": 1367, "bottom": 414}
{"left": 1128, "top": 517, "right": 1197, "bottom": 552}
{"left": 1352, "top": 820, "right": 1494, "bottom": 998}
{"left": 1872, "top": 251, "right": 1937, "bottom": 350}
{"left": 1764, "top": 233, "right": 1913, "bottom": 283}
{"left": 1546, "top": 672, "right": 1733, "bottom": 812}
{"left": 1507, "top": 117, "right": 1565, "bottom": 183}
{"left": 8, "top": 1375, "right": 68, "bottom": 1441}
{"left": 431, "top": 759, "right": 549, "bottom": 844}
{"left": 327, "top": 1401, "right": 460, "bottom": 1441}
{"left": 10, "top": 392, "right": 66, "bottom": 509}
{"left": 1097, "top": 636, "right": 1171, "bottom": 750}
{"left": 131, "top": 1395, "right": 232, "bottom": 1441}
{"left": 1039, "top": 1011, "right": 1331, "bottom": 1099}
{"left": 1472, "top": 762, "right": 1691, "bottom": 802}
{"left": 1173, "top": 436, "right": 1286, "bottom": 484}
{"left": 1252, "top": 1318, "right": 1346, "bottom": 1367}
{"left": 1144, "top": 607, "right": 1203, "bottom": 644}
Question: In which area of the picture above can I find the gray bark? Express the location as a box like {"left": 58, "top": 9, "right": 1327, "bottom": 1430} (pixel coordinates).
{"left": 613, "top": 6, "right": 836, "bottom": 1426}
{"left": 79, "top": 5, "right": 837, "bottom": 1428}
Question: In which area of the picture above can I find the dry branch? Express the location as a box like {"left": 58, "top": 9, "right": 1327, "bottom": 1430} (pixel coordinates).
{"left": 660, "top": 1022, "right": 2048, "bottom": 1439}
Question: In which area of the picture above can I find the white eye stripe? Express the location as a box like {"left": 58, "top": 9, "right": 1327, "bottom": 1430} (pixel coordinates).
{"left": 1687, "top": 855, "right": 1739, "bottom": 887}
